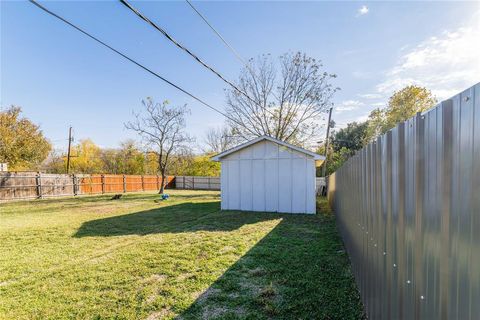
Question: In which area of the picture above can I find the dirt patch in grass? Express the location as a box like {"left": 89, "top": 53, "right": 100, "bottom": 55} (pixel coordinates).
{"left": 143, "top": 274, "right": 167, "bottom": 284}
{"left": 145, "top": 307, "right": 172, "bottom": 320}
{"left": 193, "top": 287, "right": 222, "bottom": 304}
{"left": 218, "top": 245, "right": 236, "bottom": 254}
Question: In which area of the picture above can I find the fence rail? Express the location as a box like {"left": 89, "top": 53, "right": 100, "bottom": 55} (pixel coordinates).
{"left": 328, "top": 83, "right": 480, "bottom": 319}
{"left": 175, "top": 176, "right": 220, "bottom": 190}
{"left": 0, "top": 173, "right": 175, "bottom": 201}
{"left": 1, "top": 172, "right": 329, "bottom": 200}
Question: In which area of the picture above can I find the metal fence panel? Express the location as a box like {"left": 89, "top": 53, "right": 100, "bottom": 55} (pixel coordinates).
{"left": 175, "top": 176, "right": 220, "bottom": 190}
{"left": 328, "top": 83, "right": 480, "bottom": 320}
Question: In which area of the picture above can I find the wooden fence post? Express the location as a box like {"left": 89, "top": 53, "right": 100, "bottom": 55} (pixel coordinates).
{"left": 36, "top": 172, "right": 43, "bottom": 199}
{"left": 101, "top": 174, "right": 105, "bottom": 194}
{"left": 141, "top": 175, "right": 144, "bottom": 191}
{"left": 123, "top": 175, "right": 127, "bottom": 193}
{"left": 72, "top": 174, "right": 77, "bottom": 196}
{"left": 208, "top": 177, "right": 211, "bottom": 190}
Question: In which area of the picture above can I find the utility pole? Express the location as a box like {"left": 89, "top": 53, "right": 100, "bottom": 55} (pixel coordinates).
{"left": 66, "top": 126, "right": 73, "bottom": 174}
{"left": 321, "top": 107, "right": 333, "bottom": 178}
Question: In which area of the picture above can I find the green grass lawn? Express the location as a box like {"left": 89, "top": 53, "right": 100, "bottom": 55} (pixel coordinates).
{"left": 0, "top": 190, "right": 364, "bottom": 320}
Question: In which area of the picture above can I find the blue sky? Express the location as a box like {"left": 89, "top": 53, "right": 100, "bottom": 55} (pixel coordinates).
{"left": 1, "top": 0, "right": 479, "bottom": 153}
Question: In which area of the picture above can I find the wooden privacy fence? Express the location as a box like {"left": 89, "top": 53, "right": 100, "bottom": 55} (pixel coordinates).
{"left": 328, "top": 83, "right": 480, "bottom": 320}
{"left": 0, "top": 173, "right": 175, "bottom": 201}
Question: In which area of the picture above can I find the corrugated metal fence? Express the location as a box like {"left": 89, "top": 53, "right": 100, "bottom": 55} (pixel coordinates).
{"left": 328, "top": 83, "right": 479, "bottom": 319}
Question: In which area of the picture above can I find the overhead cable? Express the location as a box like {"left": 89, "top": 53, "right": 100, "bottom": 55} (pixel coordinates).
{"left": 28, "top": 0, "right": 256, "bottom": 136}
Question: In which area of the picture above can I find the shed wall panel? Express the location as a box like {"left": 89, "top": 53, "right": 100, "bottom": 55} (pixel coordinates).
{"left": 252, "top": 141, "right": 266, "bottom": 159}
{"left": 240, "top": 160, "right": 253, "bottom": 211}
{"left": 227, "top": 160, "right": 240, "bottom": 210}
{"left": 219, "top": 139, "right": 316, "bottom": 214}
{"left": 278, "top": 159, "right": 292, "bottom": 213}
{"left": 265, "top": 159, "right": 279, "bottom": 212}
{"left": 252, "top": 160, "right": 266, "bottom": 212}
{"left": 292, "top": 158, "right": 307, "bottom": 213}
{"left": 221, "top": 162, "right": 228, "bottom": 210}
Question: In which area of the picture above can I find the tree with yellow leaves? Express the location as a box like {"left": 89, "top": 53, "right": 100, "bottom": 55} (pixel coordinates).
{"left": 365, "top": 85, "right": 437, "bottom": 142}
{"left": 0, "top": 106, "right": 51, "bottom": 170}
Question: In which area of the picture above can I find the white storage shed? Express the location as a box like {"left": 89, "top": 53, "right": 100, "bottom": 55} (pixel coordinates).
{"left": 211, "top": 136, "right": 324, "bottom": 214}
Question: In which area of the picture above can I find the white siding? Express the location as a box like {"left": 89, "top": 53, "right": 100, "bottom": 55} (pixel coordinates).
{"left": 240, "top": 160, "right": 253, "bottom": 211}
{"left": 221, "top": 162, "right": 228, "bottom": 210}
{"left": 220, "top": 140, "right": 316, "bottom": 214}
{"left": 265, "top": 158, "right": 279, "bottom": 212}
{"left": 292, "top": 158, "right": 307, "bottom": 213}
{"left": 278, "top": 158, "right": 292, "bottom": 213}
{"left": 227, "top": 160, "right": 240, "bottom": 209}
{"left": 252, "top": 160, "right": 266, "bottom": 211}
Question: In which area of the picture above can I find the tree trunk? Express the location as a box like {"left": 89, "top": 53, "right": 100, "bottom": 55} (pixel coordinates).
{"left": 159, "top": 173, "right": 166, "bottom": 194}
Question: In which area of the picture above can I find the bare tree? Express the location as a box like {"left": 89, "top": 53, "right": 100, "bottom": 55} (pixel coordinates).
{"left": 125, "top": 98, "right": 193, "bottom": 194}
{"left": 203, "top": 126, "right": 241, "bottom": 153}
{"left": 226, "top": 52, "right": 338, "bottom": 146}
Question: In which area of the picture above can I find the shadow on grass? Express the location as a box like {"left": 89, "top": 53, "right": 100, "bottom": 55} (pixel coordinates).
{"left": 74, "top": 201, "right": 278, "bottom": 237}
{"left": 3, "top": 191, "right": 218, "bottom": 209}
{"left": 74, "top": 199, "right": 364, "bottom": 319}
{"left": 176, "top": 205, "right": 365, "bottom": 320}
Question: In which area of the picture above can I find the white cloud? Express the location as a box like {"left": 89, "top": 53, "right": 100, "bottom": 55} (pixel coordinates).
{"left": 376, "top": 17, "right": 480, "bottom": 100}
{"left": 335, "top": 11, "right": 479, "bottom": 127}
{"left": 357, "top": 5, "right": 369, "bottom": 16}
{"left": 335, "top": 100, "right": 365, "bottom": 112}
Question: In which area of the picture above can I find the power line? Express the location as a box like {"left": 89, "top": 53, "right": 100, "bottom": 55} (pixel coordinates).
{"left": 183, "top": 0, "right": 326, "bottom": 140}
{"left": 119, "top": 0, "right": 259, "bottom": 106}
{"left": 184, "top": 0, "right": 249, "bottom": 68}
{"left": 184, "top": 0, "right": 284, "bottom": 101}
{"left": 28, "top": 0, "right": 256, "bottom": 136}
{"left": 121, "top": 0, "right": 320, "bottom": 140}
{"left": 119, "top": 0, "right": 280, "bottom": 120}
{"left": 123, "top": 0, "right": 328, "bottom": 143}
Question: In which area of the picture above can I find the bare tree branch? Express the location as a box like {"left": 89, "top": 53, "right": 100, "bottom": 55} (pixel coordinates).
{"left": 203, "top": 126, "right": 242, "bottom": 153}
{"left": 125, "top": 98, "right": 193, "bottom": 193}
{"left": 225, "top": 52, "right": 338, "bottom": 147}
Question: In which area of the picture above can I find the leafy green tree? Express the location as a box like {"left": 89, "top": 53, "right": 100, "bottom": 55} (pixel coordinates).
{"left": 41, "top": 149, "right": 66, "bottom": 173}
{"left": 143, "top": 151, "right": 160, "bottom": 175}
{"left": 0, "top": 106, "right": 51, "bottom": 170}
{"left": 316, "top": 144, "right": 351, "bottom": 176}
{"left": 116, "top": 140, "right": 146, "bottom": 174}
{"left": 366, "top": 85, "right": 436, "bottom": 141}
{"left": 43, "top": 139, "right": 153, "bottom": 175}
{"left": 330, "top": 121, "right": 368, "bottom": 154}
{"left": 183, "top": 155, "right": 221, "bottom": 177}
{"left": 315, "top": 121, "right": 369, "bottom": 176}
{"left": 99, "top": 148, "right": 122, "bottom": 174}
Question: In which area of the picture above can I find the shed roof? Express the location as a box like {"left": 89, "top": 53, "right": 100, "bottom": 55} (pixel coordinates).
{"left": 211, "top": 135, "right": 325, "bottom": 161}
